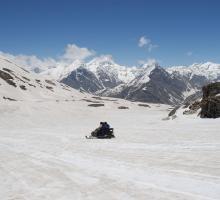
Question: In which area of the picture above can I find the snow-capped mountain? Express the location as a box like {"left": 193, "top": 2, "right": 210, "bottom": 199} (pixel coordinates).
{"left": 167, "top": 62, "right": 220, "bottom": 97}
{"left": 61, "top": 66, "right": 104, "bottom": 93}
{"left": 3, "top": 52, "right": 219, "bottom": 105}
{"left": 127, "top": 63, "right": 157, "bottom": 88}
{"left": 40, "top": 59, "right": 86, "bottom": 81}
{"left": 87, "top": 55, "right": 138, "bottom": 84}
{"left": 167, "top": 62, "right": 220, "bottom": 81}
{"left": 102, "top": 63, "right": 190, "bottom": 104}
{"left": 0, "top": 57, "right": 84, "bottom": 101}
{"left": 60, "top": 59, "right": 220, "bottom": 105}
{"left": 61, "top": 55, "right": 140, "bottom": 93}
{"left": 86, "top": 56, "right": 124, "bottom": 89}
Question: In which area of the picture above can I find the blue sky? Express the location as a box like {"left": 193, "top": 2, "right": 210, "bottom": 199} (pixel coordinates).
{"left": 0, "top": 0, "right": 220, "bottom": 67}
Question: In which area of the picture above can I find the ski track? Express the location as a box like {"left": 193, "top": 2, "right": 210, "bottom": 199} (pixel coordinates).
{"left": 0, "top": 101, "right": 220, "bottom": 200}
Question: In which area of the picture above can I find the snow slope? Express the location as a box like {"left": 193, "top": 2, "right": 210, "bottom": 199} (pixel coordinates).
{"left": 0, "top": 56, "right": 220, "bottom": 200}
{"left": 0, "top": 57, "right": 84, "bottom": 101}
{"left": 0, "top": 99, "right": 220, "bottom": 200}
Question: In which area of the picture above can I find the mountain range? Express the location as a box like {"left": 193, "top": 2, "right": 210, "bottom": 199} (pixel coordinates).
{"left": 1, "top": 55, "right": 220, "bottom": 105}
{"left": 59, "top": 56, "right": 220, "bottom": 105}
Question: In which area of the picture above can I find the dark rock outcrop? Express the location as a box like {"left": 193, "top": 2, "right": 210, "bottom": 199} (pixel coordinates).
{"left": 200, "top": 82, "right": 220, "bottom": 118}
{"left": 118, "top": 106, "right": 129, "bottom": 109}
{"left": 183, "top": 101, "right": 201, "bottom": 115}
{"left": 168, "top": 106, "right": 181, "bottom": 117}
{"left": 45, "top": 80, "right": 56, "bottom": 86}
{"left": 20, "top": 85, "right": 27, "bottom": 90}
{"left": 0, "top": 70, "right": 17, "bottom": 87}
{"left": 202, "top": 82, "right": 220, "bottom": 97}
{"left": 183, "top": 91, "right": 203, "bottom": 106}
{"left": 3, "top": 96, "right": 17, "bottom": 101}
{"left": 88, "top": 104, "right": 105, "bottom": 107}
{"left": 138, "top": 104, "right": 151, "bottom": 108}
{"left": 46, "top": 86, "right": 54, "bottom": 91}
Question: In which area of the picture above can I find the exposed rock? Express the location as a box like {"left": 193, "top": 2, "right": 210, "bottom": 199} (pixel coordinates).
{"left": 183, "top": 101, "right": 201, "bottom": 115}
{"left": 118, "top": 106, "right": 129, "bottom": 109}
{"left": 88, "top": 104, "right": 105, "bottom": 107}
{"left": 22, "top": 76, "right": 30, "bottom": 81}
{"left": 183, "top": 91, "right": 202, "bottom": 107}
{"left": 45, "top": 80, "right": 56, "bottom": 86}
{"left": 20, "top": 85, "right": 27, "bottom": 90}
{"left": 168, "top": 106, "right": 180, "bottom": 116}
{"left": 0, "top": 70, "right": 13, "bottom": 80}
{"left": 12, "top": 73, "right": 26, "bottom": 83}
{"left": 63, "top": 88, "right": 71, "bottom": 91}
{"left": 35, "top": 79, "right": 43, "bottom": 87}
{"left": 19, "top": 67, "right": 30, "bottom": 73}
{"left": 202, "top": 82, "right": 220, "bottom": 98}
{"left": 46, "top": 86, "right": 54, "bottom": 91}
{"left": 0, "top": 70, "right": 17, "bottom": 87}
{"left": 200, "top": 82, "right": 220, "bottom": 118}
{"left": 3, "top": 96, "right": 17, "bottom": 101}
{"left": 3, "top": 68, "right": 13, "bottom": 73}
{"left": 28, "top": 83, "right": 36, "bottom": 88}
{"left": 167, "top": 82, "right": 220, "bottom": 118}
{"left": 138, "top": 104, "right": 151, "bottom": 108}
{"left": 200, "top": 97, "right": 220, "bottom": 118}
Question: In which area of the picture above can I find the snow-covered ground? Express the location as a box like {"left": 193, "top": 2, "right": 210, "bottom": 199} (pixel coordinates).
{"left": 0, "top": 98, "right": 220, "bottom": 200}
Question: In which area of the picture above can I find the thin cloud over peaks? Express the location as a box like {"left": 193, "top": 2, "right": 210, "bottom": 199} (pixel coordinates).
{"left": 61, "top": 44, "right": 95, "bottom": 62}
{"left": 0, "top": 44, "right": 95, "bottom": 73}
{"left": 138, "top": 36, "right": 158, "bottom": 52}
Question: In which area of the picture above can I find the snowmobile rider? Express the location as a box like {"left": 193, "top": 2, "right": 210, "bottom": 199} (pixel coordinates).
{"left": 91, "top": 122, "right": 104, "bottom": 137}
{"left": 91, "top": 122, "right": 111, "bottom": 137}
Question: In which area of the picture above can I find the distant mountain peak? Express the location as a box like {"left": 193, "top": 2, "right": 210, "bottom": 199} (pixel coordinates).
{"left": 168, "top": 62, "right": 220, "bottom": 80}
{"left": 87, "top": 55, "right": 116, "bottom": 71}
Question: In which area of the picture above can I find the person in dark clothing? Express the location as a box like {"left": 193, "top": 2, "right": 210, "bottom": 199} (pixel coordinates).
{"left": 91, "top": 122, "right": 103, "bottom": 137}
{"left": 99, "top": 122, "right": 109, "bottom": 136}
{"left": 103, "top": 122, "right": 110, "bottom": 129}
{"left": 91, "top": 122, "right": 114, "bottom": 138}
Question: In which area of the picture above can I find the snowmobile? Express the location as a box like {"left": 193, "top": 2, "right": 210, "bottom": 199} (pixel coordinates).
{"left": 86, "top": 128, "right": 115, "bottom": 139}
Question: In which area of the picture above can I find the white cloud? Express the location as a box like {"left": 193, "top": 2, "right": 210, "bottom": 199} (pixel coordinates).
{"left": 138, "top": 36, "right": 151, "bottom": 47}
{"left": 0, "top": 52, "right": 54, "bottom": 72}
{"left": 0, "top": 44, "right": 95, "bottom": 73}
{"left": 138, "top": 36, "right": 158, "bottom": 52}
{"left": 61, "top": 44, "right": 95, "bottom": 62}
{"left": 186, "top": 51, "right": 193, "bottom": 56}
{"left": 138, "top": 58, "right": 159, "bottom": 66}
